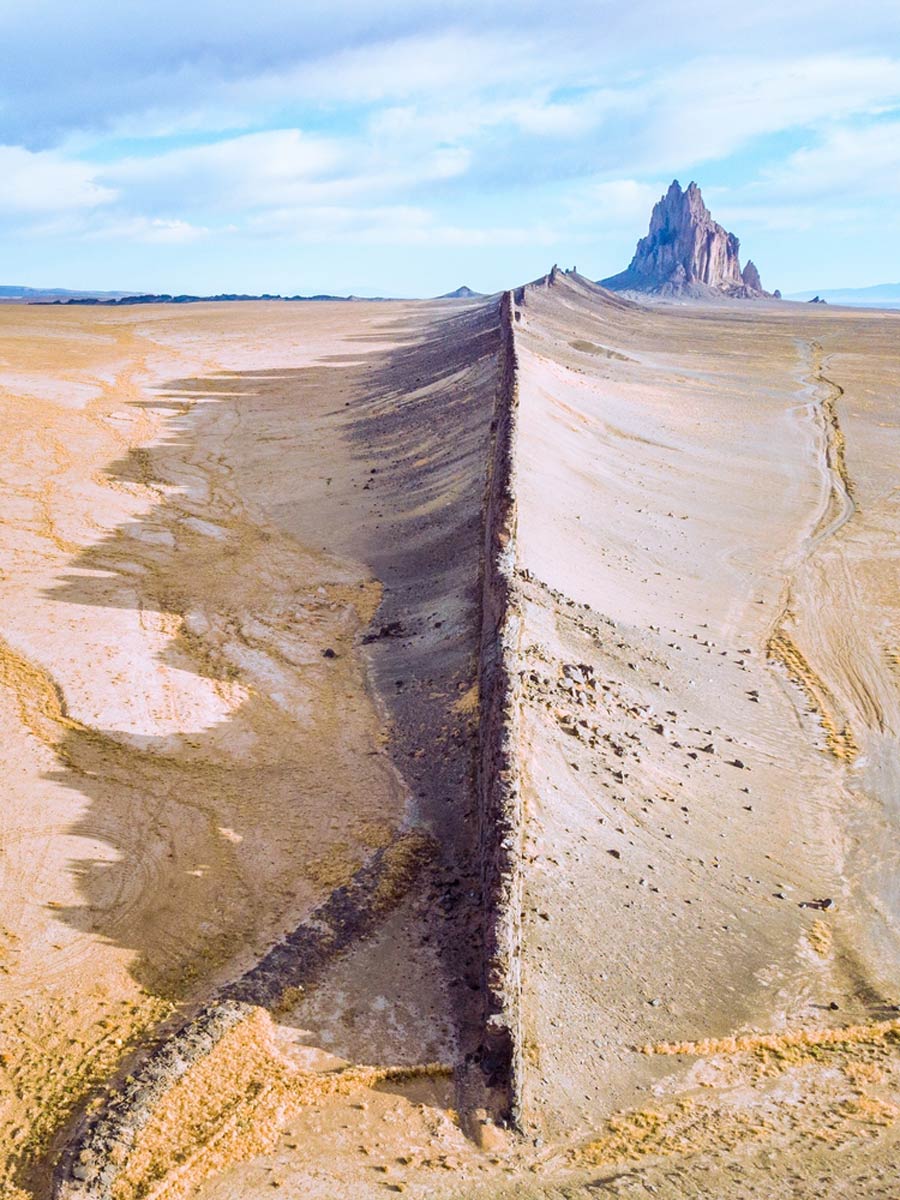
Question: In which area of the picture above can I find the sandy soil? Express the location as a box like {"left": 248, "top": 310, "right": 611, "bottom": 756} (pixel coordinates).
{"left": 1, "top": 279, "right": 898, "bottom": 1199}
{"left": 0, "top": 298, "right": 496, "bottom": 1196}
{"left": 507, "top": 274, "right": 900, "bottom": 1189}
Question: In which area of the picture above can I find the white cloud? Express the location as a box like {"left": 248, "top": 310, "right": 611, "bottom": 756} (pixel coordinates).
{"left": 704, "top": 119, "right": 900, "bottom": 233}
{"left": 3, "top": 2, "right": 897, "bottom": 146}
{"left": 621, "top": 54, "right": 900, "bottom": 172}
{"left": 232, "top": 47, "right": 900, "bottom": 182}
{"left": 0, "top": 145, "right": 115, "bottom": 212}
{"left": 106, "top": 130, "right": 344, "bottom": 208}
{"left": 247, "top": 31, "right": 589, "bottom": 107}
{"left": 760, "top": 120, "right": 900, "bottom": 198}
{"left": 575, "top": 179, "right": 666, "bottom": 225}
{"left": 244, "top": 203, "right": 559, "bottom": 247}
{"left": 85, "top": 217, "right": 211, "bottom": 244}
{"left": 366, "top": 88, "right": 629, "bottom": 149}
{"left": 99, "top": 127, "right": 471, "bottom": 215}
{"left": 336, "top": 51, "right": 900, "bottom": 192}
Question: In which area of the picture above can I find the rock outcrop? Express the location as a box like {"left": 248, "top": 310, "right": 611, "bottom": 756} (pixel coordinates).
{"left": 601, "top": 180, "right": 773, "bottom": 299}
{"left": 741, "top": 260, "right": 763, "bottom": 292}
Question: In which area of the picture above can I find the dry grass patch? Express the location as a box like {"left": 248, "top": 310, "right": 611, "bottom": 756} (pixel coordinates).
{"left": 110, "top": 1006, "right": 451, "bottom": 1200}
{"left": 641, "top": 1017, "right": 900, "bottom": 1062}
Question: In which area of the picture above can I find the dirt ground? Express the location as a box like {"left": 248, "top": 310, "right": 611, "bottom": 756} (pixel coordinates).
{"left": 1, "top": 280, "right": 898, "bottom": 1199}
{"left": 505, "top": 273, "right": 900, "bottom": 1194}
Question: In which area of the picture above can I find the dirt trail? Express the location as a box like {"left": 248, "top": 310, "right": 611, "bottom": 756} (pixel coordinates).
{"left": 763, "top": 332, "right": 900, "bottom": 1002}
{"left": 806, "top": 340, "right": 857, "bottom": 543}
{"left": 765, "top": 339, "right": 861, "bottom": 761}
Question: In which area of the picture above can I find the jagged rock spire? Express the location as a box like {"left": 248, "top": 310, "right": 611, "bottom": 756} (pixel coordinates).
{"left": 601, "top": 180, "right": 771, "bottom": 298}
{"left": 742, "top": 260, "right": 763, "bottom": 291}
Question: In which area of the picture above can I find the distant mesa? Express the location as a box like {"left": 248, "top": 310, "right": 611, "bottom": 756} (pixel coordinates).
{"left": 438, "top": 285, "right": 484, "bottom": 299}
{"left": 600, "top": 180, "right": 775, "bottom": 299}
{"left": 786, "top": 282, "right": 900, "bottom": 308}
{"left": 808, "top": 295, "right": 828, "bottom": 304}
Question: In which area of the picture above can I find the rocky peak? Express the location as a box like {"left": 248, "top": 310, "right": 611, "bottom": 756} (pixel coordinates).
{"left": 601, "top": 180, "right": 772, "bottom": 298}
{"left": 438, "top": 284, "right": 483, "bottom": 299}
{"left": 741, "top": 260, "right": 763, "bottom": 292}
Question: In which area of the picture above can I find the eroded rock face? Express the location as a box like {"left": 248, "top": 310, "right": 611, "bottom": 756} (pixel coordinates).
{"left": 601, "top": 181, "right": 772, "bottom": 298}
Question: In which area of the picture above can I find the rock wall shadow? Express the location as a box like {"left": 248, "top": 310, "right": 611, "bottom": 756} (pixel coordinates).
{"left": 335, "top": 300, "right": 503, "bottom": 1055}
{"left": 40, "top": 298, "right": 500, "bottom": 1061}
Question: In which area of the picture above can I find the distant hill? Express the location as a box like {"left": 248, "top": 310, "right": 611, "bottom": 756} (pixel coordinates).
{"left": 0, "top": 284, "right": 135, "bottom": 300}
{"left": 4, "top": 283, "right": 496, "bottom": 305}
{"left": 787, "top": 283, "right": 900, "bottom": 309}
{"left": 29, "top": 292, "right": 385, "bottom": 306}
{"left": 1, "top": 284, "right": 390, "bottom": 305}
{"left": 437, "top": 285, "right": 484, "bottom": 299}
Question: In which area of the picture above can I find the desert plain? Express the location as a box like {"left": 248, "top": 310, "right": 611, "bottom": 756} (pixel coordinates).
{"left": 0, "top": 273, "right": 898, "bottom": 1198}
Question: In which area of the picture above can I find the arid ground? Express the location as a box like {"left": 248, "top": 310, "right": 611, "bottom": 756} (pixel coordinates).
{"left": 0, "top": 275, "right": 897, "bottom": 1199}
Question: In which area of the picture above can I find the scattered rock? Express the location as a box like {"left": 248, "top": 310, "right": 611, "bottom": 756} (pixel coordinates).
{"left": 362, "top": 621, "right": 405, "bottom": 643}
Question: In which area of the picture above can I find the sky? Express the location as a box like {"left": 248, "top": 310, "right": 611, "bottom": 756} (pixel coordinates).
{"left": 1, "top": 1, "right": 899, "bottom": 297}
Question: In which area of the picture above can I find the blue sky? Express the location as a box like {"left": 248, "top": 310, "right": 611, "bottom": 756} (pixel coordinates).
{"left": 1, "top": 1, "right": 898, "bottom": 296}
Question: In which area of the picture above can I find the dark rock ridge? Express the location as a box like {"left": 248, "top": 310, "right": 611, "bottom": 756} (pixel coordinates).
{"left": 600, "top": 180, "right": 774, "bottom": 299}
{"left": 37, "top": 292, "right": 380, "bottom": 306}
{"left": 53, "top": 831, "right": 434, "bottom": 1198}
